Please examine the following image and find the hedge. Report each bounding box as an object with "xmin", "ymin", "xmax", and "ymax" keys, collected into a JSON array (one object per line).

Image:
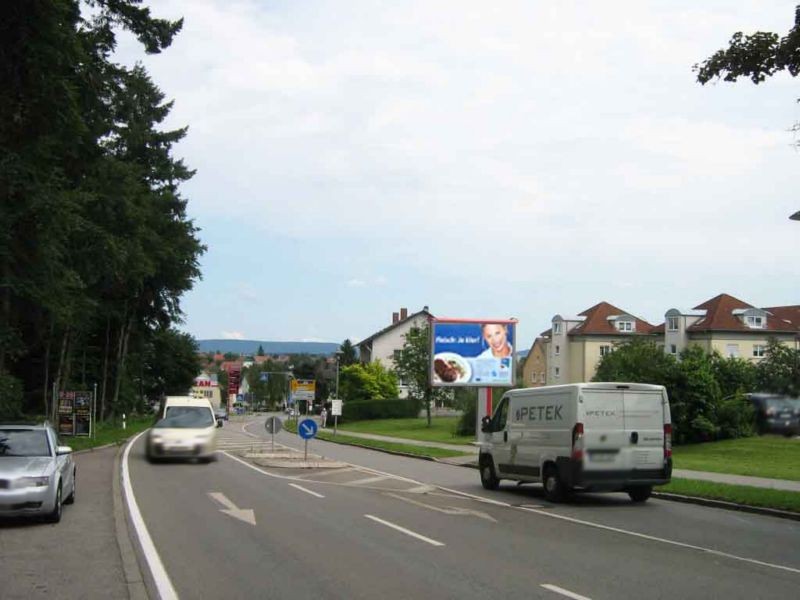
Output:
[{"xmin": 341, "ymin": 399, "xmax": 418, "ymax": 422}]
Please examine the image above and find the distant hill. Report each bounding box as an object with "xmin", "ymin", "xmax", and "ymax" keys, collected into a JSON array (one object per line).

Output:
[{"xmin": 197, "ymin": 339, "xmax": 339, "ymax": 356}]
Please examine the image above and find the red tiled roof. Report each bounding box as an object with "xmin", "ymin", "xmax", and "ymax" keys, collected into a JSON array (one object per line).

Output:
[
  {"xmin": 651, "ymin": 323, "xmax": 665, "ymax": 334},
  {"xmin": 569, "ymin": 301, "xmax": 656, "ymax": 336},
  {"xmin": 764, "ymin": 305, "xmax": 800, "ymax": 331},
  {"xmin": 688, "ymin": 294, "xmax": 797, "ymax": 333}
]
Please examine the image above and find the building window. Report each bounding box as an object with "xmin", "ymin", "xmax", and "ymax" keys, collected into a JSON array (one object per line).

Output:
[
  {"xmin": 617, "ymin": 321, "xmax": 633, "ymax": 332},
  {"xmin": 553, "ymin": 322, "xmax": 562, "ymax": 334},
  {"xmin": 530, "ymin": 371, "xmax": 536, "ymax": 383},
  {"xmin": 753, "ymin": 344, "xmax": 766, "ymax": 358},
  {"xmin": 599, "ymin": 345, "xmax": 611, "ymax": 357},
  {"xmin": 540, "ymin": 372, "xmax": 545, "ymax": 383},
  {"xmin": 555, "ymin": 345, "xmax": 560, "ymax": 355},
  {"xmin": 746, "ymin": 315, "xmax": 764, "ymax": 329},
  {"xmin": 669, "ymin": 344, "xmax": 677, "ymax": 355},
  {"xmin": 554, "ymin": 367, "xmax": 560, "ymax": 378},
  {"xmin": 726, "ymin": 344, "xmax": 740, "ymax": 358},
  {"xmin": 667, "ymin": 317, "xmax": 679, "ymax": 331}
]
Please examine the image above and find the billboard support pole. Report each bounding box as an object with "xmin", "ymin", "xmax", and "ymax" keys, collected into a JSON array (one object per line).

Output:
[{"xmin": 476, "ymin": 387, "xmax": 493, "ymax": 439}]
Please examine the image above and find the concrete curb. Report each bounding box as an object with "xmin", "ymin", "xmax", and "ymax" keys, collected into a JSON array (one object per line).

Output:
[
  {"xmin": 651, "ymin": 491, "xmax": 800, "ymax": 522},
  {"xmin": 312, "ymin": 434, "xmax": 800, "ymax": 522},
  {"xmin": 112, "ymin": 444, "xmax": 150, "ymax": 600}
]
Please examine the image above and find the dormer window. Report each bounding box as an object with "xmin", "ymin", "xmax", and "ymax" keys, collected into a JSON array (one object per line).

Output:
[
  {"xmin": 745, "ymin": 315, "xmax": 764, "ymax": 329},
  {"xmin": 553, "ymin": 322, "xmax": 562, "ymax": 334},
  {"xmin": 617, "ymin": 321, "xmax": 634, "ymax": 332},
  {"xmin": 667, "ymin": 317, "xmax": 679, "ymax": 331}
]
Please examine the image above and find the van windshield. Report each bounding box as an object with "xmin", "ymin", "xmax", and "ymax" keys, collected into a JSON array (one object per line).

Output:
[{"xmin": 157, "ymin": 406, "xmax": 214, "ymax": 428}]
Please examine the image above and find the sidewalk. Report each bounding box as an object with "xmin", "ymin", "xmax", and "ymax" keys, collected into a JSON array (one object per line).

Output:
[{"xmin": 329, "ymin": 429, "xmax": 800, "ymax": 491}]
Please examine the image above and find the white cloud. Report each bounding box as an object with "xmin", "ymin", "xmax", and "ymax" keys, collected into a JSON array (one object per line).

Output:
[
  {"xmin": 346, "ymin": 279, "xmax": 366, "ymax": 287},
  {"xmin": 221, "ymin": 331, "xmax": 245, "ymax": 340}
]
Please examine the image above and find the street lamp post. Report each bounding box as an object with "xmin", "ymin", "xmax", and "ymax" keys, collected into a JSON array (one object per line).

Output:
[{"xmin": 334, "ymin": 350, "xmax": 343, "ymax": 436}]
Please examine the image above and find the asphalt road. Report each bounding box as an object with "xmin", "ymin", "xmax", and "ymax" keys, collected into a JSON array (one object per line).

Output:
[{"xmin": 125, "ymin": 417, "xmax": 800, "ymax": 600}]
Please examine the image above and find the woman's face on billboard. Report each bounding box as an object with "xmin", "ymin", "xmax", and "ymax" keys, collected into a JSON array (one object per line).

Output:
[{"xmin": 483, "ymin": 324, "xmax": 509, "ymax": 355}]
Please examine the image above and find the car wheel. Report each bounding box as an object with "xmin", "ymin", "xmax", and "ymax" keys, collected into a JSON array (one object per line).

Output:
[
  {"xmin": 45, "ymin": 484, "xmax": 62, "ymax": 523},
  {"xmin": 628, "ymin": 485, "xmax": 653, "ymax": 503},
  {"xmin": 543, "ymin": 466, "xmax": 566, "ymax": 503},
  {"xmin": 65, "ymin": 470, "xmax": 76, "ymax": 505},
  {"xmin": 479, "ymin": 455, "xmax": 500, "ymax": 490}
]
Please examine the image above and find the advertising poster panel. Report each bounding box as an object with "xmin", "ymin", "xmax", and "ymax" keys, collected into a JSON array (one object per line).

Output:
[
  {"xmin": 430, "ymin": 319, "xmax": 517, "ymax": 387},
  {"xmin": 57, "ymin": 392, "xmax": 75, "ymax": 436},
  {"xmin": 291, "ymin": 379, "xmax": 316, "ymax": 402}
]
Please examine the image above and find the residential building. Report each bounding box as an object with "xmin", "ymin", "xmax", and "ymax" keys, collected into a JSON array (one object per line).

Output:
[
  {"xmin": 192, "ymin": 372, "xmax": 222, "ymax": 408},
  {"xmin": 545, "ymin": 302, "xmax": 658, "ymax": 385},
  {"xmin": 663, "ymin": 294, "xmax": 799, "ymax": 360},
  {"xmin": 521, "ymin": 336, "xmax": 548, "ymax": 388},
  {"xmin": 357, "ymin": 306, "xmax": 433, "ymax": 369}
]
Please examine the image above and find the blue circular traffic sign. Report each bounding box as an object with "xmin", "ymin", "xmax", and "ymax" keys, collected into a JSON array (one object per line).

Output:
[{"xmin": 298, "ymin": 418, "xmax": 318, "ymax": 440}]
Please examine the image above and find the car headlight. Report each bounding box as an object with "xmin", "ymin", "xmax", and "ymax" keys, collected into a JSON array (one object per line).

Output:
[
  {"xmin": 13, "ymin": 476, "xmax": 49, "ymax": 489},
  {"xmin": 150, "ymin": 434, "xmax": 163, "ymax": 443}
]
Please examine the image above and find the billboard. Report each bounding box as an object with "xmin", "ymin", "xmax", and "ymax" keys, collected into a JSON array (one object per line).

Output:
[
  {"xmin": 291, "ymin": 379, "xmax": 316, "ymax": 402},
  {"xmin": 430, "ymin": 319, "xmax": 517, "ymax": 387}
]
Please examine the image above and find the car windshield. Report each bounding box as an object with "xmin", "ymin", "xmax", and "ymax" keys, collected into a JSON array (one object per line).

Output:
[
  {"xmin": 156, "ymin": 407, "xmax": 214, "ymax": 428},
  {"xmin": 766, "ymin": 399, "xmax": 792, "ymax": 410},
  {"xmin": 0, "ymin": 429, "xmax": 51, "ymax": 457}
]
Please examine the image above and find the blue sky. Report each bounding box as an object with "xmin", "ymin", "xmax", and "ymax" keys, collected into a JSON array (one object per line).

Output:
[{"xmin": 117, "ymin": 1, "xmax": 800, "ymax": 350}]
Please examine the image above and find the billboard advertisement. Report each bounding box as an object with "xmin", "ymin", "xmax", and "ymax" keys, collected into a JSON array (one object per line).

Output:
[
  {"xmin": 430, "ymin": 319, "xmax": 517, "ymax": 387},
  {"xmin": 291, "ymin": 379, "xmax": 316, "ymax": 402}
]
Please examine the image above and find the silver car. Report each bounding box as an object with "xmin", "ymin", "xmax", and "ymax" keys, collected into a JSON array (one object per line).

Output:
[{"xmin": 0, "ymin": 423, "xmax": 76, "ymax": 523}]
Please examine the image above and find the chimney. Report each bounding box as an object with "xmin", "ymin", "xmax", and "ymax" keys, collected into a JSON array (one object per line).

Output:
[
  {"xmin": 400, "ymin": 307, "xmax": 408, "ymax": 320},
  {"xmin": 392, "ymin": 312, "xmax": 399, "ymax": 324}
]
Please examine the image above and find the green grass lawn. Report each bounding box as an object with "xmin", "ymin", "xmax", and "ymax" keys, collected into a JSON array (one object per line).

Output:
[
  {"xmin": 335, "ymin": 417, "xmax": 475, "ymax": 445},
  {"xmin": 659, "ymin": 478, "xmax": 800, "ymax": 513},
  {"xmin": 673, "ymin": 436, "xmax": 800, "ymax": 481},
  {"xmin": 60, "ymin": 415, "xmax": 153, "ymax": 452},
  {"xmin": 283, "ymin": 420, "xmax": 471, "ymax": 459}
]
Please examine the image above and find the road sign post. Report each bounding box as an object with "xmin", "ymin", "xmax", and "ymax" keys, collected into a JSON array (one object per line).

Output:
[
  {"xmin": 265, "ymin": 416, "xmax": 283, "ymax": 453},
  {"xmin": 298, "ymin": 418, "xmax": 318, "ymax": 461},
  {"xmin": 331, "ymin": 399, "xmax": 342, "ymax": 437}
]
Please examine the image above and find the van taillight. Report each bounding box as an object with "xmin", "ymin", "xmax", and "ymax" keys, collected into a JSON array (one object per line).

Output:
[
  {"xmin": 571, "ymin": 422, "xmax": 584, "ymax": 461},
  {"xmin": 664, "ymin": 423, "xmax": 672, "ymax": 459}
]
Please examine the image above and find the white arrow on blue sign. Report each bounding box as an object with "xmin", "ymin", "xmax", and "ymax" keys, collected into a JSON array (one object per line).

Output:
[{"xmin": 298, "ymin": 419, "xmax": 318, "ymax": 440}]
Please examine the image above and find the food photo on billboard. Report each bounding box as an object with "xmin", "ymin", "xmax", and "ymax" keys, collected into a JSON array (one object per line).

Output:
[{"xmin": 430, "ymin": 319, "xmax": 517, "ymax": 386}]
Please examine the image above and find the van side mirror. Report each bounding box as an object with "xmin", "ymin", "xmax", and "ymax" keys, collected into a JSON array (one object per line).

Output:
[{"xmin": 480, "ymin": 415, "xmax": 492, "ymax": 433}]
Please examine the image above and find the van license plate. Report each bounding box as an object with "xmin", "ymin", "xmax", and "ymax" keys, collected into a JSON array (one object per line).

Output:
[{"xmin": 590, "ymin": 453, "xmax": 615, "ymax": 463}]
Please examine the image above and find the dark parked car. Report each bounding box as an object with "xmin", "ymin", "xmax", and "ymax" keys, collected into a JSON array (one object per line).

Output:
[{"xmin": 746, "ymin": 393, "xmax": 800, "ymax": 436}]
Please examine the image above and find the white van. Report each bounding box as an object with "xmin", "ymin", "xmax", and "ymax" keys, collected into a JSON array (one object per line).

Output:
[
  {"xmin": 146, "ymin": 396, "xmax": 221, "ymax": 462},
  {"xmin": 479, "ymin": 383, "xmax": 672, "ymax": 502}
]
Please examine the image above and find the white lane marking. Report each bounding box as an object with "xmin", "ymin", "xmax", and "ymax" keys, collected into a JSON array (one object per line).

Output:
[
  {"xmin": 289, "ymin": 483, "xmax": 325, "ymax": 498},
  {"xmin": 347, "ymin": 475, "xmax": 389, "ymax": 486},
  {"xmin": 384, "ymin": 492, "xmax": 497, "ymax": 522},
  {"xmin": 235, "ymin": 428, "xmax": 800, "ymax": 576},
  {"xmin": 364, "ymin": 515, "xmax": 445, "ymax": 547},
  {"xmin": 207, "ymin": 492, "xmax": 256, "ymax": 525},
  {"xmin": 541, "ymin": 584, "xmax": 592, "ymax": 600},
  {"xmin": 122, "ymin": 431, "xmax": 179, "ymax": 600},
  {"xmin": 293, "ymin": 467, "xmax": 357, "ymax": 480}
]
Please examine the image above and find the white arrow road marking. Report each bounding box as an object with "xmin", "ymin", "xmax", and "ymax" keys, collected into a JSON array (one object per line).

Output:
[
  {"xmin": 365, "ymin": 515, "xmax": 445, "ymax": 547},
  {"xmin": 541, "ymin": 584, "xmax": 592, "ymax": 600},
  {"xmin": 208, "ymin": 492, "xmax": 256, "ymax": 526},
  {"xmin": 289, "ymin": 483, "xmax": 325, "ymax": 498}
]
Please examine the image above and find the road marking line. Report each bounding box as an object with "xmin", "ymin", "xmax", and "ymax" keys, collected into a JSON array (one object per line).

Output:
[
  {"xmin": 207, "ymin": 492, "xmax": 257, "ymax": 525},
  {"xmin": 289, "ymin": 483, "xmax": 325, "ymax": 498},
  {"xmin": 364, "ymin": 515, "xmax": 445, "ymax": 547},
  {"xmin": 541, "ymin": 584, "xmax": 592, "ymax": 600},
  {"xmin": 347, "ymin": 475, "xmax": 390, "ymax": 486},
  {"xmin": 384, "ymin": 492, "xmax": 497, "ymax": 522},
  {"xmin": 234, "ymin": 428, "xmax": 800, "ymax": 576},
  {"xmin": 122, "ymin": 431, "xmax": 179, "ymax": 600},
  {"xmin": 293, "ymin": 467, "xmax": 357, "ymax": 480}
]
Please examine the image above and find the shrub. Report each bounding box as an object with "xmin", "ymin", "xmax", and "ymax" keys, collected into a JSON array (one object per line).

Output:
[
  {"xmin": 341, "ymin": 399, "xmax": 418, "ymax": 422},
  {"xmin": 0, "ymin": 371, "xmax": 23, "ymax": 420}
]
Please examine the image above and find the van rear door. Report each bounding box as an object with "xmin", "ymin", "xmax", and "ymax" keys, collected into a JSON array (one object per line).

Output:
[
  {"xmin": 621, "ymin": 389, "xmax": 665, "ymax": 470},
  {"xmin": 580, "ymin": 389, "xmax": 627, "ymax": 471}
]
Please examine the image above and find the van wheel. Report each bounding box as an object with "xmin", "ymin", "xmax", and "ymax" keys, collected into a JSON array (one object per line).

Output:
[
  {"xmin": 543, "ymin": 466, "xmax": 566, "ymax": 503},
  {"xmin": 628, "ymin": 486, "xmax": 652, "ymax": 503},
  {"xmin": 479, "ymin": 456, "xmax": 500, "ymax": 490}
]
